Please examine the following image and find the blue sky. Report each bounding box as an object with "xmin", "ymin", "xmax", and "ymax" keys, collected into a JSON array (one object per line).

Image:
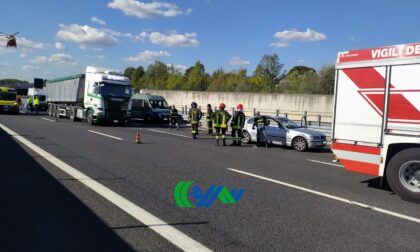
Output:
[{"xmin": 1, "ymin": 0, "xmax": 420, "ymax": 82}]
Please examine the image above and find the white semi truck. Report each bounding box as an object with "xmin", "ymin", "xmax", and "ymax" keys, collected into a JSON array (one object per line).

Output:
[
  {"xmin": 46, "ymin": 66, "xmax": 132, "ymax": 125},
  {"xmin": 332, "ymin": 42, "xmax": 420, "ymax": 202}
]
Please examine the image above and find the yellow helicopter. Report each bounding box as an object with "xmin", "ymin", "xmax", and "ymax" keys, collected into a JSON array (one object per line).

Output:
[{"xmin": 0, "ymin": 32, "xmax": 19, "ymax": 48}]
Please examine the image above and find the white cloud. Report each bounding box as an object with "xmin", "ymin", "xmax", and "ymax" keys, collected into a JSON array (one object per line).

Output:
[
  {"xmin": 91, "ymin": 16, "xmax": 107, "ymax": 25},
  {"xmin": 108, "ymin": 0, "xmax": 186, "ymax": 18},
  {"xmin": 85, "ymin": 54, "xmax": 106, "ymax": 59},
  {"xmin": 274, "ymin": 28, "xmax": 327, "ymax": 41},
  {"xmin": 124, "ymin": 50, "xmax": 171, "ymax": 63},
  {"xmin": 57, "ymin": 23, "xmax": 119, "ymax": 46},
  {"xmin": 185, "ymin": 8, "xmax": 193, "ymax": 15},
  {"xmin": 31, "ymin": 56, "xmax": 48, "ymax": 64},
  {"xmin": 56, "ymin": 23, "xmax": 139, "ymax": 47},
  {"xmin": 167, "ymin": 63, "xmax": 188, "ymax": 72},
  {"xmin": 230, "ymin": 56, "xmax": 250, "ymax": 66},
  {"xmin": 22, "ymin": 65, "xmax": 39, "ymax": 70},
  {"xmin": 49, "ymin": 53, "xmax": 77, "ymax": 65},
  {"xmin": 140, "ymin": 31, "xmax": 199, "ymax": 47},
  {"xmin": 19, "ymin": 53, "xmax": 28, "ymax": 58},
  {"xmin": 270, "ymin": 42, "xmax": 290, "ymax": 48},
  {"xmin": 55, "ymin": 42, "xmax": 66, "ymax": 50},
  {"xmin": 296, "ymin": 59, "xmax": 305, "ymax": 63},
  {"xmin": 79, "ymin": 45, "xmax": 103, "ymax": 51},
  {"xmin": 31, "ymin": 54, "xmax": 77, "ymax": 65},
  {"xmin": 271, "ymin": 28, "xmax": 326, "ymax": 47}
]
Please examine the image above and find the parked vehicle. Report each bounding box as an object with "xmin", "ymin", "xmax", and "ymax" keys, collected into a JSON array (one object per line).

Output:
[
  {"xmin": 130, "ymin": 93, "xmax": 171, "ymax": 122},
  {"xmin": 242, "ymin": 116, "xmax": 327, "ymax": 151},
  {"xmin": 46, "ymin": 66, "xmax": 132, "ymax": 125},
  {"xmin": 27, "ymin": 87, "xmax": 48, "ymax": 111},
  {"xmin": 0, "ymin": 87, "xmax": 19, "ymax": 114},
  {"xmin": 332, "ymin": 42, "xmax": 420, "ymax": 202}
]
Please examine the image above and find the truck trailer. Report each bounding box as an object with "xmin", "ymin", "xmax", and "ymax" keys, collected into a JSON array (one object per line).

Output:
[
  {"xmin": 46, "ymin": 66, "xmax": 132, "ymax": 125},
  {"xmin": 332, "ymin": 42, "xmax": 420, "ymax": 202}
]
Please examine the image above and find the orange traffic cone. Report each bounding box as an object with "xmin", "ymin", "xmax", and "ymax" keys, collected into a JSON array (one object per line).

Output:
[{"xmin": 136, "ymin": 130, "xmax": 141, "ymax": 144}]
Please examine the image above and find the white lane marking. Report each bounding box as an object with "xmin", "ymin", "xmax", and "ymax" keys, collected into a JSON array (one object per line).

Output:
[
  {"xmin": 41, "ymin": 117, "xmax": 56, "ymax": 123},
  {"xmin": 0, "ymin": 123, "xmax": 211, "ymax": 252},
  {"xmin": 307, "ymin": 159, "xmax": 344, "ymax": 167},
  {"xmin": 88, "ymin": 130, "xmax": 124, "ymax": 141},
  {"xmin": 227, "ymin": 167, "xmax": 420, "ymax": 225},
  {"xmin": 148, "ymin": 129, "xmax": 192, "ymax": 139}
]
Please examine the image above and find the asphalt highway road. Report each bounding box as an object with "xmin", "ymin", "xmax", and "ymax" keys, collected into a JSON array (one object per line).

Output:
[{"xmin": 1, "ymin": 113, "xmax": 419, "ymax": 251}]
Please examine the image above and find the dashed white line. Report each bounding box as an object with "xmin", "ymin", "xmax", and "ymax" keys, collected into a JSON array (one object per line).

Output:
[
  {"xmin": 0, "ymin": 123, "xmax": 212, "ymax": 252},
  {"xmin": 307, "ymin": 159, "xmax": 343, "ymax": 167},
  {"xmin": 88, "ymin": 130, "xmax": 124, "ymax": 141},
  {"xmin": 227, "ymin": 167, "xmax": 420, "ymax": 225},
  {"xmin": 148, "ymin": 129, "xmax": 192, "ymax": 139},
  {"xmin": 41, "ymin": 117, "xmax": 56, "ymax": 123}
]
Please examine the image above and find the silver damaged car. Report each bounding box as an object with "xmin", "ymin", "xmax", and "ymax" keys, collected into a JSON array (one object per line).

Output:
[{"xmin": 242, "ymin": 116, "xmax": 327, "ymax": 151}]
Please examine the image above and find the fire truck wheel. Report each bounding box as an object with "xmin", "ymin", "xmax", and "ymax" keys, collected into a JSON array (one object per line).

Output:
[{"xmin": 386, "ymin": 148, "xmax": 420, "ymax": 203}]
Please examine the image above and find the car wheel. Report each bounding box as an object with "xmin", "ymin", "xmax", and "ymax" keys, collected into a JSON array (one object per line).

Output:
[
  {"xmin": 87, "ymin": 110, "xmax": 94, "ymax": 125},
  {"xmin": 292, "ymin": 136, "xmax": 308, "ymax": 152},
  {"xmin": 242, "ymin": 131, "xmax": 251, "ymax": 144},
  {"xmin": 386, "ymin": 148, "xmax": 420, "ymax": 203}
]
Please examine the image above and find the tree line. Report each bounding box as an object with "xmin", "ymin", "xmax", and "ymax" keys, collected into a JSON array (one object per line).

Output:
[{"xmin": 124, "ymin": 54, "xmax": 335, "ymax": 95}]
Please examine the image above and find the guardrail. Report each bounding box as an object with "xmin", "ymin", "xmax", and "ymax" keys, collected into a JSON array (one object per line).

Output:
[{"xmin": 178, "ymin": 108, "xmax": 332, "ymax": 139}]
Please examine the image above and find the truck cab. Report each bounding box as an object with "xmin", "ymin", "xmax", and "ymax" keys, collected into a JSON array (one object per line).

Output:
[
  {"xmin": 84, "ymin": 66, "xmax": 132, "ymax": 125},
  {"xmin": 131, "ymin": 93, "xmax": 171, "ymax": 122},
  {"xmin": 0, "ymin": 87, "xmax": 19, "ymax": 113},
  {"xmin": 27, "ymin": 88, "xmax": 48, "ymax": 111}
]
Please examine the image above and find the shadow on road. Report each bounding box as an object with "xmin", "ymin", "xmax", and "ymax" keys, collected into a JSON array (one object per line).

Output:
[
  {"xmin": 0, "ymin": 129, "xmax": 134, "ymax": 252},
  {"xmin": 360, "ymin": 177, "xmax": 393, "ymax": 193}
]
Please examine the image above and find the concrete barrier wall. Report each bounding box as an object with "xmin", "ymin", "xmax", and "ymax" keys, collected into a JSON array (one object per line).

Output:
[{"xmin": 146, "ymin": 90, "xmax": 334, "ymax": 122}]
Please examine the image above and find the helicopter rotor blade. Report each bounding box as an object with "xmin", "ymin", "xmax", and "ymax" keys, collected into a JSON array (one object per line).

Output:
[{"xmin": 12, "ymin": 32, "xmax": 20, "ymax": 36}]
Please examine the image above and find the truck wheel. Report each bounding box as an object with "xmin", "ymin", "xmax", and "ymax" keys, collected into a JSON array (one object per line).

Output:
[
  {"xmin": 242, "ymin": 131, "xmax": 251, "ymax": 144},
  {"xmin": 87, "ymin": 110, "xmax": 94, "ymax": 125},
  {"xmin": 386, "ymin": 148, "xmax": 420, "ymax": 203},
  {"xmin": 52, "ymin": 105, "xmax": 57, "ymax": 118},
  {"xmin": 292, "ymin": 136, "xmax": 308, "ymax": 152},
  {"xmin": 48, "ymin": 105, "xmax": 53, "ymax": 117},
  {"xmin": 70, "ymin": 107, "xmax": 77, "ymax": 122}
]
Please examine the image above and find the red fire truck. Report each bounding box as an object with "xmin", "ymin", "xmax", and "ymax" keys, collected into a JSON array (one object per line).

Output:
[{"xmin": 332, "ymin": 42, "xmax": 420, "ymax": 202}]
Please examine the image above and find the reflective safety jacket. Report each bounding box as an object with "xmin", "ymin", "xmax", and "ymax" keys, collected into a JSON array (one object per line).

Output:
[
  {"xmin": 206, "ymin": 108, "xmax": 213, "ymax": 121},
  {"xmin": 253, "ymin": 116, "xmax": 268, "ymax": 127},
  {"xmin": 213, "ymin": 110, "xmax": 231, "ymax": 129},
  {"xmin": 231, "ymin": 111, "xmax": 246, "ymax": 130},
  {"xmin": 171, "ymin": 108, "xmax": 179, "ymax": 118},
  {"xmin": 188, "ymin": 108, "xmax": 202, "ymax": 124},
  {"xmin": 34, "ymin": 97, "xmax": 40, "ymax": 106},
  {"xmin": 27, "ymin": 96, "xmax": 33, "ymax": 104}
]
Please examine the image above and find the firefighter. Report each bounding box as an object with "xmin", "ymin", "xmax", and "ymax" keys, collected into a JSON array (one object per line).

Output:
[
  {"xmin": 169, "ymin": 105, "xmax": 179, "ymax": 130},
  {"xmin": 27, "ymin": 96, "xmax": 33, "ymax": 112},
  {"xmin": 33, "ymin": 96, "xmax": 40, "ymax": 113},
  {"xmin": 213, "ymin": 103, "xmax": 231, "ymax": 146},
  {"xmin": 188, "ymin": 102, "xmax": 202, "ymax": 139},
  {"xmin": 230, "ymin": 104, "xmax": 246, "ymax": 146},
  {"xmin": 252, "ymin": 111, "xmax": 268, "ymax": 147},
  {"xmin": 206, "ymin": 104, "xmax": 214, "ymax": 134}
]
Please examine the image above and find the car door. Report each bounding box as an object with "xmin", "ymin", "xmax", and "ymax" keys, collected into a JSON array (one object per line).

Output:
[{"xmin": 265, "ymin": 118, "xmax": 287, "ymax": 145}]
